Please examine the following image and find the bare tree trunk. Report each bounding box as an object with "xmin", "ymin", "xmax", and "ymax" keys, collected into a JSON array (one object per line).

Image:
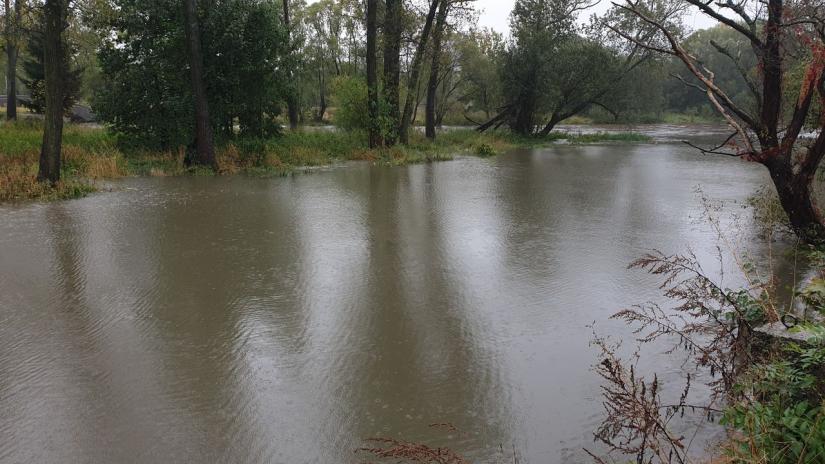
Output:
[
  {"xmin": 316, "ymin": 67, "xmax": 327, "ymax": 122},
  {"xmin": 411, "ymin": 78, "xmax": 423, "ymax": 127},
  {"xmin": 399, "ymin": 0, "xmax": 438, "ymax": 144},
  {"xmin": 183, "ymin": 0, "xmax": 217, "ymax": 170},
  {"xmin": 425, "ymin": 0, "xmax": 448, "ymax": 140},
  {"xmin": 282, "ymin": 0, "xmax": 300, "ymax": 130},
  {"xmin": 476, "ymin": 107, "xmax": 511, "ymax": 133},
  {"xmin": 37, "ymin": 0, "xmax": 67, "ymax": 184},
  {"xmin": 4, "ymin": 0, "xmax": 21, "ymax": 120},
  {"xmin": 382, "ymin": 0, "xmax": 402, "ymax": 146},
  {"xmin": 366, "ymin": 0, "xmax": 382, "ymax": 148}
]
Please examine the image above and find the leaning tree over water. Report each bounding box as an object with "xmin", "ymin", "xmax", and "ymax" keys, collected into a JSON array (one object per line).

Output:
[{"xmin": 609, "ymin": 0, "xmax": 825, "ymax": 243}]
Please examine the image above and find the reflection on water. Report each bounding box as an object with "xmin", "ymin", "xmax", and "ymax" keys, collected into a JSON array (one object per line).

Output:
[{"xmin": 0, "ymin": 135, "xmax": 782, "ymax": 463}]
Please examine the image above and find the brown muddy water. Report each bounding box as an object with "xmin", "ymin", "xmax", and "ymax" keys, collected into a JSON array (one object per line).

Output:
[{"xmin": 0, "ymin": 130, "xmax": 790, "ymax": 463}]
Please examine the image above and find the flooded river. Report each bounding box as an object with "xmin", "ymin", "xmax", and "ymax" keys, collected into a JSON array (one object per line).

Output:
[{"xmin": 0, "ymin": 128, "xmax": 783, "ymax": 462}]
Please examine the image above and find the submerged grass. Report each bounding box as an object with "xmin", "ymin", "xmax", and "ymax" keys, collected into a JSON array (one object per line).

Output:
[
  {"xmin": 564, "ymin": 131, "xmax": 652, "ymax": 143},
  {"xmin": 1, "ymin": 120, "xmax": 653, "ymax": 202}
]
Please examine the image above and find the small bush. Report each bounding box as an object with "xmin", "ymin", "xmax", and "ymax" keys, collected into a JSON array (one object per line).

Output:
[
  {"xmin": 332, "ymin": 76, "xmax": 369, "ymax": 131},
  {"xmin": 474, "ymin": 143, "xmax": 496, "ymax": 157}
]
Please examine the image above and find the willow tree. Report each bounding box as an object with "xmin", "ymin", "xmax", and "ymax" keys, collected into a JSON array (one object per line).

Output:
[
  {"xmin": 478, "ymin": 0, "xmax": 620, "ymax": 135},
  {"xmin": 610, "ymin": 0, "xmax": 825, "ymax": 243}
]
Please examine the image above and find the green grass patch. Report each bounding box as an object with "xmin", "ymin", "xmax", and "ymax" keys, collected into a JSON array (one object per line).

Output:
[{"xmin": 563, "ymin": 131, "xmax": 653, "ymax": 143}]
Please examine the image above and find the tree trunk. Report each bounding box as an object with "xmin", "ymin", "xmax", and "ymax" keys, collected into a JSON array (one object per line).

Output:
[
  {"xmin": 5, "ymin": 38, "xmax": 18, "ymax": 121},
  {"xmin": 425, "ymin": 0, "xmax": 448, "ymax": 140},
  {"xmin": 366, "ymin": 0, "xmax": 382, "ymax": 148},
  {"xmin": 316, "ymin": 68, "xmax": 326, "ymax": 122},
  {"xmin": 37, "ymin": 0, "xmax": 66, "ymax": 184},
  {"xmin": 540, "ymin": 110, "xmax": 567, "ymax": 136},
  {"xmin": 382, "ymin": 0, "xmax": 402, "ymax": 146},
  {"xmin": 282, "ymin": 0, "xmax": 300, "ymax": 130},
  {"xmin": 183, "ymin": 0, "xmax": 217, "ymax": 170},
  {"xmin": 476, "ymin": 107, "xmax": 511, "ymax": 133},
  {"xmin": 411, "ymin": 78, "xmax": 423, "ymax": 127},
  {"xmin": 4, "ymin": 0, "xmax": 20, "ymax": 120},
  {"xmin": 399, "ymin": 0, "xmax": 439, "ymax": 144},
  {"xmin": 767, "ymin": 161, "xmax": 825, "ymax": 243}
]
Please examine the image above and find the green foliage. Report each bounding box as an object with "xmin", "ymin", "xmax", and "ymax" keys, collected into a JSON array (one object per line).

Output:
[
  {"xmin": 20, "ymin": 9, "xmax": 83, "ymax": 115},
  {"xmin": 564, "ymin": 132, "xmax": 652, "ymax": 144},
  {"xmin": 801, "ymin": 279, "xmax": 825, "ymax": 316},
  {"xmin": 331, "ymin": 76, "xmax": 369, "ymax": 131},
  {"xmin": 474, "ymin": 143, "xmax": 496, "ymax": 157},
  {"xmin": 722, "ymin": 318, "xmax": 825, "ymax": 463},
  {"xmin": 94, "ymin": 0, "xmax": 290, "ymax": 149},
  {"xmin": 454, "ymin": 29, "xmax": 505, "ymax": 118},
  {"xmin": 500, "ymin": 1, "xmax": 628, "ymax": 133},
  {"xmin": 724, "ymin": 401, "xmax": 825, "ymax": 464},
  {"xmin": 663, "ymin": 25, "xmax": 758, "ymax": 116}
]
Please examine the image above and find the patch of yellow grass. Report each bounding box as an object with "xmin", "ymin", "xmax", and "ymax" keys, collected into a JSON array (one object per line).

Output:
[
  {"xmin": 287, "ymin": 146, "xmax": 328, "ymax": 166},
  {"xmin": 217, "ymin": 144, "xmax": 243, "ymax": 174},
  {"xmin": 85, "ymin": 154, "xmax": 125, "ymax": 179},
  {"xmin": 263, "ymin": 151, "xmax": 284, "ymax": 169},
  {"xmin": 0, "ymin": 163, "xmax": 95, "ymax": 202}
]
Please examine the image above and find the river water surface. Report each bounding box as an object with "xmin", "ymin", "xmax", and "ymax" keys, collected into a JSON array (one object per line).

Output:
[{"xmin": 0, "ymin": 128, "xmax": 785, "ymax": 462}]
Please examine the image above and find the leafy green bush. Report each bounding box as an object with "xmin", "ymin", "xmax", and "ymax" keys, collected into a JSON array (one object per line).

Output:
[
  {"xmin": 331, "ymin": 76, "xmax": 369, "ymax": 131},
  {"xmin": 474, "ymin": 143, "xmax": 496, "ymax": 157}
]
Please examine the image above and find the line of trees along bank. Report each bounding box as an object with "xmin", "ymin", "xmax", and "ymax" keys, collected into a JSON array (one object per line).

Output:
[{"xmin": 4, "ymin": 0, "xmax": 825, "ymax": 246}]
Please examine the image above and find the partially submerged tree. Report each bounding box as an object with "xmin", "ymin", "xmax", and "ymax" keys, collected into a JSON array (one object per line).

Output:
[
  {"xmin": 425, "ymin": 0, "xmax": 449, "ymax": 139},
  {"xmin": 609, "ymin": 0, "xmax": 825, "ymax": 243},
  {"xmin": 3, "ymin": 0, "xmax": 23, "ymax": 120},
  {"xmin": 423, "ymin": 0, "xmax": 476, "ymax": 140},
  {"xmin": 183, "ymin": 0, "xmax": 216, "ymax": 169},
  {"xmin": 37, "ymin": 0, "xmax": 68, "ymax": 184},
  {"xmin": 398, "ymin": 0, "xmax": 439, "ymax": 144},
  {"xmin": 383, "ymin": 0, "xmax": 402, "ymax": 146},
  {"xmin": 365, "ymin": 0, "xmax": 381, "ymax": 148}
]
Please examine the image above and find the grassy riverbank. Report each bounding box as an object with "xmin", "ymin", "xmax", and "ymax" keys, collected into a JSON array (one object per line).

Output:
[{"xmin": 0, "ymin": 119, "xmax": 652, "ymax": 202}]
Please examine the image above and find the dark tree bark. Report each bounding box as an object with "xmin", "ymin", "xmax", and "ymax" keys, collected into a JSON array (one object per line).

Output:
[
  {"xmin": 425, "ymin": 0, "xmax": 448, "ymax": 140},
  {"xmin": 4, "ymin": 0, "xmax": 21, "ymax": 120},
  {"xmin": 282, "ymin": 0, "xmax": 300, "ymax": 130},
  {"xmin": 37, "ymin": 0, "xmax": 67, "ymax": 184},
  {"xmin": 316, "ymin": 67, "xmax": 326, "ymax": 122},
  {"xmin": 476, "ymin": 107, "xmax": 512, "ymax": 133},
  {"xmin": 183, "ymin": 0, "xmax": 217, "ymax": 170},
  {"xmin": 366, "ymin": 0, "xmax": 382, "ymax": 148},
  {"xmin": 382, "ymin": 0, "xmax": 402, "ymax": 146},
  {"xmin": 398, "ymin": 0, "xmax": 439, "ymax": 144}
]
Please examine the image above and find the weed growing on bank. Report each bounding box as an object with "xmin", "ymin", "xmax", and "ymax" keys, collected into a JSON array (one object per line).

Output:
[{"xmin": 589, "ymin": 194, "xmax": 825, "ymax": 464}]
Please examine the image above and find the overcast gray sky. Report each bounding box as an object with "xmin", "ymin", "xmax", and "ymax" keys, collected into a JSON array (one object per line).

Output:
[
  {"xmin": 304, "ymin": 0, "xmax": 719, "ymax": 35},
  {"xmin": 476, "ymin": 0, "xmax": 717, "ymax": 35}
]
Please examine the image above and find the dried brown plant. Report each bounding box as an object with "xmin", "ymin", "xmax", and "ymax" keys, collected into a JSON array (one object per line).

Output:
[{"xmin": 356, "ymin": 437, "xmax": 469, "ymax": 464}]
